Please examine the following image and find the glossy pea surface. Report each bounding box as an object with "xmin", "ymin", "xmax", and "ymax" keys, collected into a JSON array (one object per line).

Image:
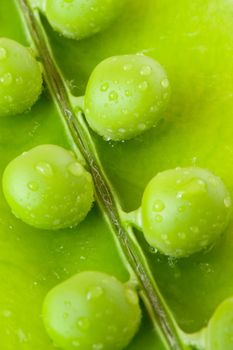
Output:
[
  {"xmin": 84, "ymin": 54, "xmax": 170, "ymax": 141},
  {"xmin": 0, "ymin": 38, "xmax": 42, "ymax": 117},
  {"xmin": 141, "ymin": 167, "xmax": 232, "ymax": 258},
  {"xmin": 2, "ymin": 144, "xmax": 94, "ymax": 230},
  {"xmin": 42, "ymin": 271, "xmax": 141, "ymax": 350},
  {"xmin": 45, "ymin": 0, "xmax": 125, "ymax": 41},
  {"xmin": 207, "ymin": 297, "xmax": 233, "ymax": 350}
]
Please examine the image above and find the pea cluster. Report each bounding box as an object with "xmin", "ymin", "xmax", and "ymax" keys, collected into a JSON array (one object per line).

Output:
[{"xmin": 1, "ymin": 1, "xmax": 233, "ymax": 350}]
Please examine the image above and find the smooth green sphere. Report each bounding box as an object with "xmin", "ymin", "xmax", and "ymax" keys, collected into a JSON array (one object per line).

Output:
[
  {"xmin": 84, "ymin": 54, "xmax": 170, "ymax": 141},
  {"xmin": 0, "ymin": 38, "xmax": 42, "ymax": 117},
  {"xmin": 2, "ymin": 145, "xmax": 94, "ymax": 230},
  {"xmin": 207, "ymin": 297, "xmax": 233, "ymax": 350},
  {"xmin": 42, "ymin": 271, "xmax": 141, "ymax": 350},
  {"xmin": 45, "ymin": 0, "xmax": 125, "ymax": 40},
  {"xmin": 141, "ymin": 167, "xmax": 232, "ymax": 258}
]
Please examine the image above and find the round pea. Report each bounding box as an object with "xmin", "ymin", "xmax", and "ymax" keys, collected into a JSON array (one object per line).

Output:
[
  {"xmin": 0, "ymin": 38, "xmax": 42, "ymax": 117},
  {"xmin": 84, "ymin": 54, "xmax": 170, "ymax": 141},
  {"xmin": 207, "ymin": 297, "xmax": 233, "ymax": 350},
  {"xmin": 141, "ymin": 167, "xmax": 232, "ymax": 258},
  {"xmin": 2, "ymin": 145, "xmax": 94, "ymax": 230},
  {"xmin": 45, "ymin": 0, "xmax": 125, "ymax": 40},
  {"xmin": 42, "ymin": 271, "xmax": 141, "ymax": 350}
]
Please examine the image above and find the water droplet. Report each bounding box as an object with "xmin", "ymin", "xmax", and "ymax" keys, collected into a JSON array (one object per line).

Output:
[
  {"xmin": 138, "ymin": 81, "xmax": 148, "ymax": 91},
  {"xmin": 125, "ymin": 288, "xmax": 138, "ymax": 305},
  {"xmin": 16, "ymin": 76, "xmax": 23, "ymax": 85},
  {"xmin": 190, "ymin": 226, "xmax": 200, "ymax": 233},
  {"xmin": 35, "ymin": 162, "xmax": 53, "ymax": 177},
  {"xmin": 109, "ymin": 91, "xmax": 118, "ymax": 101},
  {"xmin": 123, "ymin": 63, "xmax": 132, "ymax": 71},
  {"xmin": 125, "ymin": 90, "xmax": 132, "ymax": 97},
  {"xmin": 0, "ymin": 47, "xmax": 7, "ymax": 60},
  {"xmin": 3, "ymin": 310, "xmax": 12, "ymax": 318},
  {"xmin": 178, "ymin": 232, "xmax": 186, "ymax": 239},
  {"xmin": 224, "ymin": 196, "xmax": 232, "ymax": 208},
  {"xmin": 92, "ymin": 344, "xmax": 103, "ymax": 350},
  {"xmin": 87, "ymin": 286, "xmax": 103, "ymax": 301},
  {"xmin": 176, "ymin": 191, "xmax": 184, "ymax": 199},
  {"xmin": 72, "ymin": 340, "xmax": 80, "ymax": 348},
  {"xmin": 178, "ymin": 205, "xmax": 186, "ymax": 212},
  {"xmin": 63, "ymin": 312, "xmax": 69, "ymax": 319},
  {"xmin": 153, "ymin": 199, "xmax": 165, "ymax": 212},
  {"xmin": 122, "ymin": 108, "xmax": 128, "ymax": 115},
  {"xmin": 161, "ymin": 78, "xmax": 169, "ymax": 88},
  {"xmin": 17, "ymin": 329, "xmax": 28, "ymax": 343},
  {"xmin": 138, "ymin": 123, "xmax": 146, "ymax": 130},
  {"xmin": 53, "ymin": 219, "xmax": 61, "ymax": 226},
  {"xmin": 4, "ymin": 95, "xmax": 13, "ymax": 103},
  {"xmin": 0, "ymin": 72, "xmax": 13, "ymax": 86},
  {"xmin": 140, "ymin": 65, "xmax": 152, "ymax": 76},
  {"xmin": 155, "ymin": 214, "xmax": 163, "ymax": 223},
  {"xmin": 77, "ymin": 317, "xmax": 90, "ymax": 331},
  {"xmin": 68, "ymin": 162, "xmax": 84, "ymax": 177},
  {"xmin": 100, "ymin": 83, "xmax": 109, "ymax": 92},
  {"xmin": 150, "ymin": 105, "xmax": 158, "ymax": 113},
  {"xmin": 27, "ymin": 182, "xmax": 38, "ymax": 191}
]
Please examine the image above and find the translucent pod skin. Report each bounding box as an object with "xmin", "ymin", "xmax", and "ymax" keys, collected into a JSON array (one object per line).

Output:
[
  {"xmin": 45, "ymin": 0, "xmax": 125, "ymax": 40},
  {"xmin": 2, "ymin": 145, "xmax": 94, "ymax": 230},
  {"xmin": 141, "ymin": 167, "xmax": 232, "ymax": 258},
  {"xmin": 0, "ymin": 38, "xmax": 42, "ymax": 117},
  {"xmin": 42, "ymin": 271, "xmax": 141, "ymax": 350},
  {"xmin": 207, "ymin": 297, "xmax": 233, "ymax": 350},
  {"xmin": 84, "ymin": 54, "xmax": 170, "ymax": 141}
]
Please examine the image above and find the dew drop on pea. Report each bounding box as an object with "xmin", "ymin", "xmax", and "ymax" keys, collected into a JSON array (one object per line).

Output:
[
  {"xmin": 224, "ymin": 196, "xmax": 232, "ymax": 208},
  {"xmin": 123, "ymin": 63, "xmax": 133, "ymax": 71},
  {"xmin": 161, "ymin": 78, "xmax": 170, "ymax": 88},
  {"xmin": 27, "ymin": 182, "xmax": 38, "ymax": 192},
  {"xmin": 109, "ymin": 91, "xmax": 118, "ymax": 101},
  {"xmin": 87, "ymin": 286, "xmax": 103, "ymax": 301},
  {"xmin": 35, "ymin": 162, "xmax": 53, "ymax": 177},
  {"xmin": 138, "ymin": 81, "xmax": 148, "ymax": 91},
  {"xmin": 140, "ymin": 65, "xmax": 152, "ymax": 76},
  {"xmin": 100, "ymin": 83, "xmax": 109, "ymax": 92},
  {"xmin": 0, "ymin": 72, "xmax": 13, "ymax": 86},
  {"xmin": 68, "ymin": 162, "xmax": 84, "ymax": 177},
  {"xmin": 0, "ymin": 47, "xmax": 7, "ymax": 60},
  {"xmin": 77, "ymin": 317, "xmax": 90, "ymax": 331},
  {"xmin": 153, "ymin": 199, "xmax": 165, "ymax": 212}
]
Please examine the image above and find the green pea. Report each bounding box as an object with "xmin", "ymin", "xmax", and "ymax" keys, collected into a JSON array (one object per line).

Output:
[
  {"xmin": 207, "ymin": 297, "xmax": 233, "ymax": 350},
  {"xmin": 45, "ymin": 0, "xmax": 125, "ymax": 41},
  {"xmin": 2, "ymin": 145, "xmax": 94, "ymax": 230},
  {"xmin": 42, "ymin": 271, "xmax": 141, "ymax": 350},
  {"xmin": 0, "ymin": 38, "xmax": 42, "ymax": 117},
  {"xmin": 84, "ymin": 54, "xmax": 170, "ymax": 141},
  {"xmin": 141, "ymin": 167, "xmax": 232, "ymax": 258}
]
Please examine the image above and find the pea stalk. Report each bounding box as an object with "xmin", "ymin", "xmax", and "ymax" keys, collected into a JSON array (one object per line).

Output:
[{"xmin": 16, "ymin": 0, "xmax": 191, "ymax": 349}]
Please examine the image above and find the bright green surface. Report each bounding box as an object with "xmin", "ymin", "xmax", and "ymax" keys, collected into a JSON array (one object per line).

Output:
[
  {"xmin": 3, "ymin": 145, "xmax": 94, "ymax": 230},
  {"xmin": 46, "ymin": 0, "xmax": 233, "ymax": 334},
  {"xmin": 1, "ymin": 0, "xmax": 233, "ymax": 349},
  {"xmin": 43, "ymin": 271, "xmax": 141, "ymax": 350},
  {"xmin": 84, "ymin": 54, "xmax": 170, "ymax": 141},
  {"xmin": 0, "ymin": 1, "xmax": 163, "ymax": 349},
  {"xmin": 0, "ymin": 37, "xmax": 42, "ymax": 117},
  {"xmin": 141, "ymin": 167, "xmax": 232, "ymax": 258}
]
